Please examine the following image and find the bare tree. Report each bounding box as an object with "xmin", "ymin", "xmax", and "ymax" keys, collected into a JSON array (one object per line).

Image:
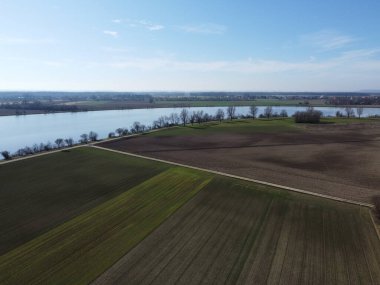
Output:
[
  {"xmin": 55, "ymin": 138, "xmax": 65, "ymax": 148},
  {"xmin": 24, "ymin": 146, "xmax": 33, "ymax": 155},
  {"xmin": 140, "ymin": 124, "xmax": 147, "ymax": 132},
  {"xmin": 80, "ymin": 134, "xmax": 89, "ymax": 144},
  {"xmin": 180, "ymin": 109, "xmax": 189, "ymax": 126},
  {"xmin": 203, "ymin": 112, "xmax": 211, "ymax": 122},
  {"xmin": 32, "ymin": 144, "xmax": 40, "ymax": 153},
  {"xmin": 263, "ymin": 106, "xmax": 273, "ymax": 119},
  {"xmin": 65, "ymin": 138, "xmax": 74, "ymax": 147},
  {"xmin": 226, "ymin": 106, "xmax": 236, "ymax": 120},
  {"xmin": 344, "ymin": 106, "xmax": 355, "ymax": 118},
  {"xmin": 115, "ymin": 128, "xmax": 124, "ymax": 136},
  {"xmin": 158, "ymin": 116, "xmax": 168, "ymax": 127},
  {"xmin": 44, "ymin": 142, "xmax": 53, "ymax": 150},
  {"xmin": 249, "ymin": 105, "xmax": 258, "ymax": 119},
  {"xmin": 169, "ymin": 113, "xmax": 180, "ymax": 125},
  {"xmin": 280, "ymin": 109, "xmax": 288, "ymax": 117},
  {"xmin": 15, "ymin": 148, "xmax": 26, "ymax": 157},
  {"xmin": 190, "ymin": 112, "xmax": 196, "ymax": 125},
  {"xmin": 195, "ymin": 110, "xmax": 204, "ymax": 124},
  {"xmin": 39, "ymin": 143, "xmax": 45, "ymax": 152},
  {"xmin": 356, "ymin": 107, "xmax": 364, "ymax": 119},
  {"xmin": 1, "ymin": 150, "xmax": 11, "ymax": 160},
  {"xmin": 89, "ymin": 131, "xmax": 98, "ymax": 141},
  {"xmin": 132, "ymin": 121, "xmax": 142, "ymax": 133},
  {"xmin": 215, "ymin": 108, "xmax": 225, "ymax": 123}
]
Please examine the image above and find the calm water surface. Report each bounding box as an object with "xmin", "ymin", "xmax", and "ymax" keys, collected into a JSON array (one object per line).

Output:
[{"xmin": 1, "ymin": 106, "xmax": 380, "ymax": 153}]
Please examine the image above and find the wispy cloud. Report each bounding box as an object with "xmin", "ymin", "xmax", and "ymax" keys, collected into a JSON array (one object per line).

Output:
[
  {"xmin": 101, "ymin": 46, "xmax": 134, "ymax": 53},
  {"xmin": 300, "ymin": 30, "xmax": 356, "ymax": 50},
  {"xmin": 148, "ymin": 24, "xmax": 164, "ymax": 31},
  {"xmin": 103, "ymin": 30, "xmax": 119, "ymax": 38},
  {"xmin": 137, "ymin": 20, "xmax": 165, "ymax": 31},
  {"xmin": 0, "ymin": 37, "xmax": 56, "ymax": 45},
  {"xmin": 178, "ymin": 23, "xmax": 227, "ymax": 35},
  {"xmin": 106, "ymin": 48, "xmax": 380, "ymax": 73},
  {"xmin": 340, "ymin": 48, "xmax": 380, "ymax": 59},
  {"xmin": 0, "ymin": 56, "xmax": 69, "ymax": 68},
  {"xmin": 113, "ymin": 19, "xmax": 164, "ymax": 31}
]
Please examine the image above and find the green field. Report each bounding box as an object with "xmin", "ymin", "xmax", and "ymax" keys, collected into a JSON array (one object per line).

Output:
[
  {"xmin": 146, "ymin": 118, "xmax": 298, "ymax": 137},
  {"xmin": 0, "ymin": 148, "xmax": 211, "ymax": 284},
  {"xmin": 95, "ymin": 177, "xmax": 380, "ymax": 284},
  {"xmin": 65, "ymin": 99, "xmax": 323, "ymax": 109},
  {"xmin": 154, "ymin": 98, "xmax": 328, "ymax": 107},
  {"xmin": 146, "ymin": 117, "xmax": 379, "ymax": 137},
  {"xmin": 0, "ymin": 147, "xmax": 168, "ymax": 255},
  {"xmin": 1, "ymin": 147, "xmax": 380, "ymax": 284},
  {"xmin": 62, "ymin": 98, "xmax": 328, "ymax": 110}
]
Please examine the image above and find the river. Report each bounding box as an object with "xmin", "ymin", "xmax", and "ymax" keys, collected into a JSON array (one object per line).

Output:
[{"xmin": 1, "ymin": 106, "xmax": 380, "ymax": 153}]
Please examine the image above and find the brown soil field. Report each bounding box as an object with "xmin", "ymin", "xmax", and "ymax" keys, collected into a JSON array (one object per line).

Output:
[
  {"xmin": 99, "ymin": 120, "xmax": 380, "ymax": 204},
  {"xmin": 93, "ymin": 177, "xmax": 380, "ymax": 284}
]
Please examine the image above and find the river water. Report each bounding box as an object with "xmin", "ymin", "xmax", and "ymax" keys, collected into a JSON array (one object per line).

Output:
[{"xmin": 1, "ymin": 106, "xmax": 380, "ymax": 153}]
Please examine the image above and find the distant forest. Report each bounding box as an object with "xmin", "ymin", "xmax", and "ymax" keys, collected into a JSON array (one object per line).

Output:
[{"xmin": 1, "ymin": 91, "xmax": 380, "ymax": 116}]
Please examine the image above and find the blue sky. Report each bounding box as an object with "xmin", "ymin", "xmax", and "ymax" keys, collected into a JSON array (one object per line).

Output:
[{"xmin": 1, "ymin": 0, "xmax": 380, "ymax": 91}]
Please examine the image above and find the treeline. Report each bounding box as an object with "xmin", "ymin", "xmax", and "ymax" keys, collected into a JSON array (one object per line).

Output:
[
  {"xmin": 326, "ymin": 95, "xmax": 380, "ymax": 106},
  {"xmin": 335, "ymin": 106, "xmax": 365, "ymax": 118},
  {"xmin": 0, "ymin": 106, "xmax": 268, "ymax": 160},
  {"xmin": 1, "ymin": 131, "xmax": 99, "ymax": 160},
  {"xmin": 0, "ymin": 101, "xmax": 81, "ymax": 113},
  {"xmin": 0, "ymin": 92, "xmax": 154, "ymax": 101}
]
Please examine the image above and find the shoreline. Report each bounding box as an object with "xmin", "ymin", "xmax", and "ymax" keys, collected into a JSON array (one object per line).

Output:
[{"xmin": 1, "ymin": 103, "xmax": 380, "ymax": 117}]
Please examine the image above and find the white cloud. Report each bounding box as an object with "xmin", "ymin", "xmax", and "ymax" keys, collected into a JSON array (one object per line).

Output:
[
  {"xmin": 112, "ymin": 19, "xmax": 122, "ymax": 23},
  {"xmin": 148, "ymin": 24, "xmax": 164, "ymax": 31},
  {"xmin": 340, "ymin": 48, "xmax": 380, "ymax": 59},
  {"xmin": 103, "ymin": 30, "xmax": 119, "ymax": 38},
  {"xmin": 178, "ymin": 23, "xmax": 226, "ymax": 35},
  {"xmin": 118, "ymin": 19, "xmax": 164, "ymax": 31},
  {"xmin": 300, "ymin": 30, "xmax": 356, "ymax": 50}
]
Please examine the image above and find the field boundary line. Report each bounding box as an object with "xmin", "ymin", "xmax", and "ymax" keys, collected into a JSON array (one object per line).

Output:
[
  {"xmin": 369, "ymin": 211, "xmax": 380, "ymax": 241},
  {"xmin": 0, "ymin": 145, "xmax": 84, "ymax": 165},
  {"xmin": 92, "ymin": 145, "xmax": 374, "ymax": 209}
]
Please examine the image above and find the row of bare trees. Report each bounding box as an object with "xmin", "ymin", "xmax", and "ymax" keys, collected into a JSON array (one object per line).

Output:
[
  {"xmin": 1, "ymin": 107, "xmax": 251, "ymax": 160},
  {"xmin": 2, "ymin": 105, "xmax": 367, "ymax": 160},
  {"xmin": 336, "ymin": 106, "xmax": 364, "ymax": 118},
  {"xmin": 1, "ymin": 131, "xmax": 98, "ymax": 160},
  {"xmin": 0, "ymin": 105, "xmax": 287, "ymax": 160}
]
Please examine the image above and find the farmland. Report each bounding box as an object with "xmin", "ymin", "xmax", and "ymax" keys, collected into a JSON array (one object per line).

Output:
[
  {"xmin": 94, "ymin": 176, "xmax": 380, "ymax": 284},
  {"xmin": 1, "ymin": 146, "xmax": 380, "ymax": 284},
  {"xmin": 0, "ymin": 148, "xmax": 211, "ymax": 284},
  {"xmin": 99, "ymin": 118, "xmax": 380, "ymax": 204},
  {"xmin": 0, "ymin": 147, "xmax": 168, "ymax": 255}
]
